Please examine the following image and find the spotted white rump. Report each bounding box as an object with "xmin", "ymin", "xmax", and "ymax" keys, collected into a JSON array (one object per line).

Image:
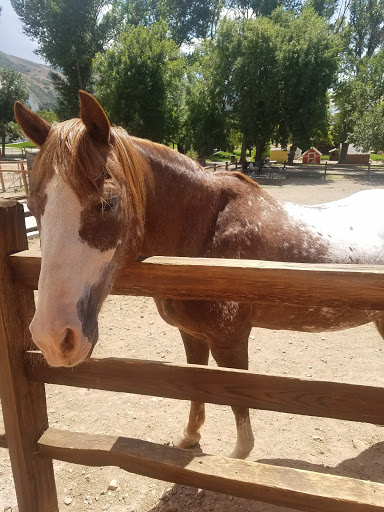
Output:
[{"xmin": 283, "ymin": 190, "xmax": 384, "ymax": 264}]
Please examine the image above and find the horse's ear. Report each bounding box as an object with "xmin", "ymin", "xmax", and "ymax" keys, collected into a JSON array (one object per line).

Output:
[
  {"xmin": 79, "ymin": 90, "xmax": 110, "ymax": 144},
  {"xmin": 14, "ymin": 102, "xmax": 51, "ymax": 148}
]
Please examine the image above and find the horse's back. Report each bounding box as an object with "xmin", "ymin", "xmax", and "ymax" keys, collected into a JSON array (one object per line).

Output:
[
  {"xmin": 282, "ymin": 189, "xmax": 384, "ymax": 265},
  {"xmin": 252, "ymin": 189, "xmax": 384, "ymax": 331}
]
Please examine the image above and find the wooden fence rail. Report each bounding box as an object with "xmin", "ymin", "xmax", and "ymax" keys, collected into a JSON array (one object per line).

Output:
[
  {"xmin": 0, "ymin": 161, "xmax": 30, "ymax": 194},
  {"xmin": 25, "ymin": 351, "xmax": 384, "ymax": 425},
  {"xmin": 9, "ymin": 249, "xmax": 384, "ymax": 309},
  {"xmin": 2, "ymin": 199, "xmax": 384, "ymax": 512}
]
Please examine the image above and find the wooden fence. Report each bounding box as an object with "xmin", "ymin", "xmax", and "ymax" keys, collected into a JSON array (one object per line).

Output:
[
  {"xmin": 205, "ymin": 160, "xmax": 384, "ymax": 183},
  {"xmin": 2, "ymin": 199, "xmax": 384, "ymax": 512},
  {"xmin": 0, "ymin": 160, "xmax": 30, "ymax": 194},
  {"xmin": 283, "ymin": 161, "xmax": 384, "ymax": 180}
]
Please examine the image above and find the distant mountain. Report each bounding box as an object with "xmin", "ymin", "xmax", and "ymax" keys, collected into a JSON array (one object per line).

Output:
[{"xmin": 0, "ymin": 51, "xmax": 57, "ymax": 110}]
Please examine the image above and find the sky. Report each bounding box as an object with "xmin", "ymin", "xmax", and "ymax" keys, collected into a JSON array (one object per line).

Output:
[{"xmin": 0, "ymin": 0, "xmax": 46, "ymax": 64}]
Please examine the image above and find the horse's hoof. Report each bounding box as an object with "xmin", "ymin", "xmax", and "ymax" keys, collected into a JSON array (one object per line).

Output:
[{"xmin": 173, "ymin": 430, "xmax": 200, "ymax": 449}]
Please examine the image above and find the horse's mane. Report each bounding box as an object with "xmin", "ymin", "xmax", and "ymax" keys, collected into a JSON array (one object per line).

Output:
[
  {"xmin": 33, "ymin": 118, "xmax": 259, "ymax": 232},
  {"xmin": 33, "ymin": 119, "xmax": 147, "ymax": 228}
]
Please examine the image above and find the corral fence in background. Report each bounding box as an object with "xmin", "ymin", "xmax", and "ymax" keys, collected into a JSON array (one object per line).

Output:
[
  {"xmin": 0, "ymin": 149, "xmax": 38, "ymax": 195},
  {"xmin": 1, "ymin": 157, "xmax": 383, "ymax": 196},
  {"xmin": 0, "ymin": 161, "xmax": 30, "ymax": 194},
  {"xmin": 205, "ymin": 160, "xmax": 384, "ymax": 184},
  {"xmin": 2, "ymin": 200, "xmax": 384, "ymax": 511},
  {"xmin": 0, "ymin": 147, "xmax": 39, "ymax": 161}
]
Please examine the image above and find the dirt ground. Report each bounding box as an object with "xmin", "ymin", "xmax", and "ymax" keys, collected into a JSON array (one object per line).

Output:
[{"xmin": 2, "ymin": 175, "xmax": 384, "ymax": 512}]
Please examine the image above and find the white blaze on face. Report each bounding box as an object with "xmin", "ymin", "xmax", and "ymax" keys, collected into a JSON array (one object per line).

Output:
[{"xmin": 30, "ymin": 176, "xmax": 117, "ymax": 366}]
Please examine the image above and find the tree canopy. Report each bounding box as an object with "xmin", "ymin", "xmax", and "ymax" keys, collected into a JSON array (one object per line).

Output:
[
  {"xmin": 9, "ymin": 0, "xmax": 384, "ymax": 155},
  {"xmin": 0, "ymin": 67, "xmax": 29, "ymax": 155},
  {"xmin": 93, "ymin": 21, "xmax": 184, "ymax": 142},
  {"xmin": 11, "ymin": 0, "xmax": 112, "ymax": 119},
  {"xmin": 185, "ymin": 8, "xmax": 339, "ymax": 159},
  {"xmin": 332, "ymin": 0, "xmax": 384, "ymax": 159}
]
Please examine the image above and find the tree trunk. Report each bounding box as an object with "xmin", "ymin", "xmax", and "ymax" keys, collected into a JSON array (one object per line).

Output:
[
  {"xmin": 76, "ymin": 59, "xmax": 84, "ymax": 90},
  {"xmin": 1, "ymin": 131, "xmax": 6, "ymax": 158},
  {"xmin": 255, "ymin": 141, "xmax": 265, "ymax": 163},
  {"xmin": 240, "ymin": 135, "xmax": 247, "ymax": 163},
  {"xmin": 287, "ymin": 144, "xmax": 297, "ymax": 165},
  {"xmin": 339, "ymin": 142, "xmax": 348, "ymax": 164}
]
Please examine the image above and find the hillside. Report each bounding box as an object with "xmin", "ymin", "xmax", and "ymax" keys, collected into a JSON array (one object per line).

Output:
[{"xmin": 0, "ymin": 51, "xmax": 57, "ymax": 110}]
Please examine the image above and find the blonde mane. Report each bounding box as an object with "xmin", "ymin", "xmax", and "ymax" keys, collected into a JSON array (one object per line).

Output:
[{"xmin": 33, "ymin": 119, "xmax": 147, "ymax": 230}]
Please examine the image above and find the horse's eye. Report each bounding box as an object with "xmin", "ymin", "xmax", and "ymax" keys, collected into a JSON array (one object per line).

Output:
[{"xmin": 99, "ymin": 196, "xmax": 119, "ymax": 211}]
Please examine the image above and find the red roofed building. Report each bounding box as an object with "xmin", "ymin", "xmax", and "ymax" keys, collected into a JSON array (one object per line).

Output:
[{"xmin": 302, "ymin": 147, "xmax": 322, "ymax": 164}]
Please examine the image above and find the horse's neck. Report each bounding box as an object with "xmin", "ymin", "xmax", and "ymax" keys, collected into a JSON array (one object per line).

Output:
[{"xmin": 134, "ymin": 140, "xmax": 220, "ymax": 257}]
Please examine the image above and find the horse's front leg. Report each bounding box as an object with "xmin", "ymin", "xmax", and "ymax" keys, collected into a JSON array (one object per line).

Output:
[
  {"xmin": 210, "ymin": 333, "xmax": 254, "ymax": 459},
  {"xmin": 173, "ymin": 330, "xmax": 209, "ymax": 449}
]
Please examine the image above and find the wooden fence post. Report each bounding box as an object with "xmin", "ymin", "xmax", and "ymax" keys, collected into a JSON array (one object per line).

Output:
[
  {"xmin": 0, "ymin": 169, "xmax": 4, "ymax": 192},
  {"xmin": 20, "ymin": 162, "xmax": 29, "ymax": 194},
  {"xmin": 367, "ymin": 162, "xmax": 371, "ymax": 180},
  {"xmin": 324, "ymin": 160, "xmax": 327, "ymax": 180},
  {"xmin": 0, "ymin": 199, "xmax": 58, "ymax": 512}
]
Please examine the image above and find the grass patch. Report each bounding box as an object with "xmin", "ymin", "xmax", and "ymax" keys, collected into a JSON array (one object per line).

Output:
[
  {"xmin": 208, "ymin": 148, "xmax": 248, "ymax": 162},
  {"xmin": 371, "ymin": 153, "xmax": 384, "ymax": 161},
  {"xmin": 208, "ymin": 151, "xmax": 234, "ymax": 162},
  {"xmin": 5, "ymin": 141, "xmax": 36, "ymax": 149}
]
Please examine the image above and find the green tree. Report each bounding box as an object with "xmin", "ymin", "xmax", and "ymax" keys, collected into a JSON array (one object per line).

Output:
[
  {"xmin": 228, "ymin": 0, "xmax": 338, "ymax": 19},
  {"xmin": 184, "ymin": 44, "xmax": 228, "ymax": 158},
  {"xmin": 349, "ymin": 102, "xmax": 384, "ymax": 152},
  {"xmin": 207, "ymin": 8, "xmax": 339, "ymax": 163},
  {"xmin": 229, "ymin": 0, "xmax": 299, "ymax": 18},
  {"xmin": 37, "ymin": 109, "xmax": 59, "ymax": 124},
  {"xmin": 332, "ymin": 0, "xmax": 384, "ymax": 159},
  {"xmin": 275, "ymin": 8, "xmax": 340, "ymax": 162},
  {"xmin": 160, "ymin": 0, "xmax": 226, "ymax": 44},
  {"xmin": 307, "ymin": 0, "xmax": 338, "ymax": 18},
  {"xmin": 113, "ymin": 0, "xmax": 226, "ymax": 45},
  {"xmin": 349, "ymin": 0, "xmax": 384, "ymax": 60},
  {"xmin": 11, "ymin": 0, "xmax": 113, "ymax": 119},
  {"xmin": 346, "ymin": 49, "xmax": 384, "ymax": 152},
  {"xmin": 332, "ymin": 78, "xmax": 363, "ymax": 160},
  {"xmin": 214, "ymin": 17, "xmax": 282, "ymax": 162},
  {"xmin": 0, "ymin": 68, "xmax": 29, "ymax": 156},
  {"xmin": 93, "ymin": 21, "xmax": 184, "ymax": 143}
]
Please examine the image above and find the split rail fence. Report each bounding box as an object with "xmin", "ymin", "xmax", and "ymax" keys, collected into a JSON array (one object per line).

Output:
[
  {"xmin": 0, "ymin": 161, "xmax": 30, "ymax": 195},
  {"xmin": 2, "ymin": 199, "xmax": 384, "ymax": 511}
]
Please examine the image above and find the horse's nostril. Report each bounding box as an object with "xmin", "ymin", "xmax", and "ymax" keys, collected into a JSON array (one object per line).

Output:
[{"xmin": 60, "ymin": 328, "xmax": 76, "ymax": 355}]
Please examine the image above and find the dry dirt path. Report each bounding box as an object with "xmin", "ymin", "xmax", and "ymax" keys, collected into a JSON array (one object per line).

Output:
[{"xmin": 2, "ymin": 176, "xmax": 384, "ymax": 512}]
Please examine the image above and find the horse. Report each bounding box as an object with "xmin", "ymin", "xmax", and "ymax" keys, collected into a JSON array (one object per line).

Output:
[{"xmin": 14, "ymin": 91, "xmax": 384, "ymax": 460}]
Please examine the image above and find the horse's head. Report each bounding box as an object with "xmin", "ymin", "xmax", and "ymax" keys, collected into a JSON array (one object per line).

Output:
[{"xmin": 15, "ymin": 91, "xmax": 146, "ymax": 367}]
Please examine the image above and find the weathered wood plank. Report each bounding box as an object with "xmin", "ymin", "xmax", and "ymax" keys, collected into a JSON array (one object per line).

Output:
[
  {"xmin": 0, "ymin": 419, "xmax": 7, "ymax": 449},
  {"xmin": 9, "ymin": 250, "xmax": 384, "ymax": 310},
  {"xmin": 39, "ymin": 428, "xmax": 384, "ymax": 512},
  {"xmin": 26, "ymin": 352, "xmax": 384, "ymax": 425},
  {"xmin": 0, "ymin": 200, "xmax": 58, "ymax": 512}
]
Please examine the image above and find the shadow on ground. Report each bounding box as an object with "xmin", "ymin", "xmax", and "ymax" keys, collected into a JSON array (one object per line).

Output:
[{"xmin": 148, "ymin": 442, "xmax": 384, "ymax": 512}]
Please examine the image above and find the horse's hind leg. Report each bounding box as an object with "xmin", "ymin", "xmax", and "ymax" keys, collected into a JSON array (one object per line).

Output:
[
  {"xmin": 173, "ymin": 330, "xmax": 209, "ymax": 450},
  {"xmin": 210, "ymin": 333, "xmax": 254, "ymax": 459},
  {"xmin": 375, "ymin": 319, "xmax": 384, "ymax": 340}
]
